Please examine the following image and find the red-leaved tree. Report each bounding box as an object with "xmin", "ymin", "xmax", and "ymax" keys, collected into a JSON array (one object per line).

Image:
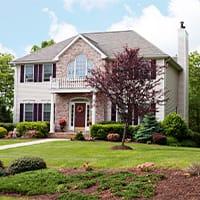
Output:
[{"xmin": 87, "ymin": 47, "xmax": 165, "ymax": 147}]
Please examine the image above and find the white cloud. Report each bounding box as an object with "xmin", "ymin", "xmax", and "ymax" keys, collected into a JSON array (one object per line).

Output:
[
  {"xmin": 24, "ymin": 44, "xmax": 33, "ymax": 55},
  {"xmin": 43, "ymin": 7, "xmax": 77, "ymax": 42},
  {"xmin": 108, "ymin": 0, "xmax": 200, "ymax": 55},
  {"xmin": 63, "ymin": 0, "xmax": 117, "ymax": 11},
  {"xmin": 0, "ymin": 43, "xmax": 16, "ymax": 57}
]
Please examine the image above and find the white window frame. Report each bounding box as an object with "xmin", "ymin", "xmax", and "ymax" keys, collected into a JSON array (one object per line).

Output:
[
  {"xmin": 43, "ymin": 103, "xmax": 51, "ymax": 121},
  {"xmin": 67, "ymin": 54, "xmax": 93, "ymax": 79},
  {"xmin": 43, "ymin": 63, "xmax": 53, "ymax": 82},
  {"xmin": 24, "ymin": 64, "xmax": 34, "ymax": 82},
  {"xmin": 24, "ymin": 103, "xmax": 33, "ymax": 121}
]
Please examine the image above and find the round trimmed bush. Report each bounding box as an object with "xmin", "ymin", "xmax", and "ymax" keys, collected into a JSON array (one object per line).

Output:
[
  {"xmin": 75, "ymin": 132, "xmax": 85, "ymax": 141},
  {"xmin": 152, "ymin": 133, "xmax": 167, "ymax": 145},
  {"xmin": 162, "ymin": 112, "xmax": 188, "ymax": 141},
  {"xmin": 0, "ymin": 127, "xmax": 7, "ymax": 138},
  {"xmin": 8, "ymin": 157, "xmax": 47, "ymax": 175}
]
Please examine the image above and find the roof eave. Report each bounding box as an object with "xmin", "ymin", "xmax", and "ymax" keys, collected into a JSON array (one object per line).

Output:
[
  {"xmin": 166, "ymin": 57, "xmax": 183, "ymax": 71},
  {"xmin": 11, "ymin": 59, "xmax": 56, "ymax": 65}
]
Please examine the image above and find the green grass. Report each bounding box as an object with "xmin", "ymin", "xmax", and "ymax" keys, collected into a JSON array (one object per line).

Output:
[
  {"xmin": 0, "ymin": 197, "xmax": 27, "ymax": 200},
  {"xmin": 0, "ymin": 141, "xmax": 200, "ymax": 169},
  {"xmin": 0, "ymin": 169, "xmax": 163, "ymax": 199},
  {"xmin": 0, "ymin": 139, "xmax": 34, "ymax": 146}
]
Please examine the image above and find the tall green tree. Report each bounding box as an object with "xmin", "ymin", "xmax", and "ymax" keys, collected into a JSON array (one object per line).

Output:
[
  {"xmin": 189, "ymin": 51, "xmax": 200, "ymax": 132},
  {"xmin": 0, "ymin": 53, "xmax": 14, "ymax": 122},
  {"xmin": 31, "ymin": 39, "xmax": 55, "ymax": 53}
]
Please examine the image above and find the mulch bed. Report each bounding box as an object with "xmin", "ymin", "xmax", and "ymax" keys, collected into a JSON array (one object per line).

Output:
[
  {"xmin": 111, "ymin": 145, "xmax": 133, "ymax": 150},
  {"xmin": 1, "ymin": 168, "xmax": 200, "ymax": 200}
]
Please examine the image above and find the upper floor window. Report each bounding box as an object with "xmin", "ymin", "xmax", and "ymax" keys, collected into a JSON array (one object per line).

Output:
[
  {"xmin": 67, "ymin": 54, "xmax": 93, "ymax": 79},
  {"xmin": 25, "ymin": 64, "xmax": 34, "ymax": 82},
  {"xmin": 43, "ymin": 63, "xmax": 53, "ymax": 81}
]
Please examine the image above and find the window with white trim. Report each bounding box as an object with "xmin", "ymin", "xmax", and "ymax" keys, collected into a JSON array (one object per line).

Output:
[
  {"xmin": 43, "ymin": 103, "xmax": 51, "ymax": 121},
  {"xmin": 25, "ymin": 64, "xmax": 34, "ymax": 82},
  {"xmin": 67, "ymin": 54, "xmax": 93, "ymax": 79},
  {"xmin": 43, "ymin": 64, "xmax": 53, "ymax": 81},
  {"xmin": 24, "ymin": 104, "xmax": 33, "ymax": 121}
]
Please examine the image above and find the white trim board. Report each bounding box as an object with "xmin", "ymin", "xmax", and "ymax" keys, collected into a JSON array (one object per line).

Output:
[{"xmin": 53, "ymin": 34, "xmax": 107, "ymax": 61}]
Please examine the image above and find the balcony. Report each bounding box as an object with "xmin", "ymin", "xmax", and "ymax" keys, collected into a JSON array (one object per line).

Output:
[{"xmin": 50, "ymin": 77, "xmax": 92, "ymax": 93}]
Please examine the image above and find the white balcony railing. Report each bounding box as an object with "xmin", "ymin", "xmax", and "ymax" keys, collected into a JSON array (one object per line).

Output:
[{"xmin": 50, "ymin": 77, "xmax": 90, "ymax": 90}]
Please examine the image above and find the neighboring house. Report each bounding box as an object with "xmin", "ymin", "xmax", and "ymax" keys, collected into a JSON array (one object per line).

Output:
[{"xmin": 12, "ymin": 23, "xmax": 188, "ymax": 133}]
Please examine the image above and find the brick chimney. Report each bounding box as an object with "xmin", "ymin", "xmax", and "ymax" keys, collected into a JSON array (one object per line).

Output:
[{"xmin": 177, "ymin": 21, "xmax": 189, "ymax": 123}]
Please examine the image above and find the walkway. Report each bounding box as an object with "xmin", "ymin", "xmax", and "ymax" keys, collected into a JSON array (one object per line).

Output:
[{"xmin": 0, "ymin": 138, "xmax": 69, "ymax": 150}]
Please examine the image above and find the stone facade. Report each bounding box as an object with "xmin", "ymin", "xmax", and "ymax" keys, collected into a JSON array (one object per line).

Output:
[
  {"xmin": 56, "ymin": 38, "xmax": 104, "ymax": 79},
  {"xmin": 54, "ymin": 38, "xmax": 108, "ymax": 131},
  {"xmin": 55, "ymin": 93, "xmax": 108, "ymax": 131}
]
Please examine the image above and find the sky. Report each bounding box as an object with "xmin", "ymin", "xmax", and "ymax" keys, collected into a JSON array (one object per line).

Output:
[{"xmin": 0, "ymin": 0, "xmax": 200, "ymax": 58}]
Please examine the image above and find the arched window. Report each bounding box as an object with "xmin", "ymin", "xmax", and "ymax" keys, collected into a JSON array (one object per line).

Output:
[{"xmin": 67, "ymin": 54, "xmax": 93, "ymax": 79}]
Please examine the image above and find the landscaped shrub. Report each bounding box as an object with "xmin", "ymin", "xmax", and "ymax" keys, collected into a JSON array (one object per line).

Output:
[
  {"xmin": 152, "ymin": 133, "xmax": 167, "ymax": 145},
  {"xmin": 179, "ymin": 139, "xmax": 198, "ymax": 147},
  {"xmin": 166, "ymin": 136, "xmax": 180, "ymax": 146},
  {"xmin": 90, "ymin": 124, "xmax": 137, "ymax": 140},
  {"xmin": 188, "ymin": 129, "xmax": 200, "ymax": 146},
  {"xmin": 0, "ymin": 127, "xmax": 7, "ymax": 138},
  {"xmin": 8, "ymin": 157, "xmax": 47, "ymax": 175},
  {"xmin": 16, "ymin": 121, "xmax": 49, "ymax": 138},
  {"xmin": 0, "ymin": 123, "xmax": 15, "ymax": 132},
  {"xmin": 75, "ymin": 132, "xmax": 85, "ymax": 141},
  {"xmin": 134, "ymin": 114, "xmax": 162, "ymax": 143},
  {"xmin": 0, "ymin": 168, "xmax": 7, "ymax": 177},
  {"xmin": 107, "ymin": 133, "xmax": 120, "ymax": 142},
  {"xmin": 162, "ymin": 112, "xmax": 188, "ymax": 141}
]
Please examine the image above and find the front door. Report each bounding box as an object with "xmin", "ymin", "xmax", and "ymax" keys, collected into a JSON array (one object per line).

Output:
[{"xmin": 75, "ymin": 103, "xmax": 86, "ymax": 127}]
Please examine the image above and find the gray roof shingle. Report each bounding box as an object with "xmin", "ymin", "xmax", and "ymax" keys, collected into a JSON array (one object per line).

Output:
[{"xmin": 14, "ymin": 30, "xmax": 169, "ymax": 63}]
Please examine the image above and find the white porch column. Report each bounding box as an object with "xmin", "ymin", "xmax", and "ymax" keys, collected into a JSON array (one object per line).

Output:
[
  {"xmin": 50, "ymin": 93, "xmax": 55, "ymax": 133},
  {"xmin": 91, "ymin": 91, "xmax": 96, "ymax": 125}
]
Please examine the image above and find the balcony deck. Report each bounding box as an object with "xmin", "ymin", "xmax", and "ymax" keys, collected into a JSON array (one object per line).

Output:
[{"xmin": 50, "ymin": 77, "xmax": 93, "ymax": 93}]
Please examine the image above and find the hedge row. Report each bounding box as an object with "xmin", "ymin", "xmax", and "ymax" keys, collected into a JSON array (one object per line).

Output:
[
  {"xmin": 90, "ymin": 124, "xmax": 139, "ymax": 140},
  {"xmin": 16, "ymin": 121, "xmax": 50, "ymax": 138},
  {"xmin": 0, "ymin": 123, "xmax": 15, "ymax": 132}
]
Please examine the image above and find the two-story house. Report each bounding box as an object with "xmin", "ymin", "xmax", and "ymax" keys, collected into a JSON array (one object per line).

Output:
[{"xmin": 12, "ymin": 23, "xmax": 188, "ymax": 134}]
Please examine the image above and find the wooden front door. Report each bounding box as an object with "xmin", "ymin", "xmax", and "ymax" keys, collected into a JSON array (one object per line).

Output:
[{"xmin": 75, "ymin": 103, "xmax": 86, "ymax": 127}]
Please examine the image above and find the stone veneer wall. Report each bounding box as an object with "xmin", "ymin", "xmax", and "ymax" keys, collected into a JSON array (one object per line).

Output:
[
  {"xmin": 55, "ymin": 93, "xmax": 107, "ymax": 131},
  {"xmin": 55, "ymin": 38, "xmax": 107, "ymax": 131},
  {"xmin": 56, "ymin": 38, "xmax": 104, "ymax": 78}
]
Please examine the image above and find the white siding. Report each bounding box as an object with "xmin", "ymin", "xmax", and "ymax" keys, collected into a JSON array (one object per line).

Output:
[
  {"xmin": 165, "ymin": 62, "xmax": 179, "ymax": 116},
  {"xmin": 13, "ymin": 65, "xmax": 51, "ymax": 123}
]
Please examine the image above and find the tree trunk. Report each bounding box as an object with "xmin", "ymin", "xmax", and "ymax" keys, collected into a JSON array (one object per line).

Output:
[{"xmin": 122, "ymin": 122, "xmax": 128, "ymax": 146}]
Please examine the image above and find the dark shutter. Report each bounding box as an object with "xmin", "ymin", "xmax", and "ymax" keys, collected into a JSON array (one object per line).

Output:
[
  {"xmin": 38, "ymin": 64, "xmax": 43, "ymax": 82},
  {"xmin": 33, "ymin": 103, "xmax": 38, "ymax": 121},
  {"xmin": 38, "ymin": 103, "xmax": 42, "ymax": 121},
  {"xmin": 134, "ymin": 104, "xmax": 138, "ymax": 125},
  {"xmin": 151, "ymin": 59, "xmax": 156, "ymax": 79},
  {"xmin": 20, "ymin": 65, "xmax": 25, "ymax": 83},
  {"xmin": 111, "ymin": 103, "xmax": 116, "ymax": 122},
  {"xmin": 34, "ymin": 64, "xmax": 38, "ymax": 82},
  {"xmin": 53, "ymin": 63, "xmax": 56, "ymax": 78},
  {"xmin": 20, "ymin": 104, "xmax": 24, "ymax": 122}
]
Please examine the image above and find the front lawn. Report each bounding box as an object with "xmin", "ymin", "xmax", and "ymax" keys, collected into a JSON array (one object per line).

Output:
[
  {"xmin": 0, "ymin": 141, "xmax": 200, "ymax": 169},
  {"xmin": 0, "ymin": 169, "xmax": 163, "ymax": 199},
  {"xmin": 0, "ymin": 139, "xmax": 34, "ymax": 146}
]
